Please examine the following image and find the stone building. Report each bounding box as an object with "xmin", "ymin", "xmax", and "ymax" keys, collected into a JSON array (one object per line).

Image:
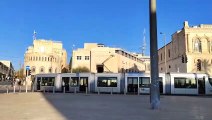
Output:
[
  {"xmin": 72, "ymin": 43, "xmax": 149, "ymax": 73},
  {"xmin": 158, "ymin": 21, "xmax": 212, "ymax": 76},
  {"xmin": 0, "ymin": 60, "xmax": 14, "ymax": 78},
  {"xmin": 24, "ymin": 39, "xmax": 67, "ymax": 76},
  {"xmin": 0, "ymin": 61, "xmax": 10, "ymax": 80}
]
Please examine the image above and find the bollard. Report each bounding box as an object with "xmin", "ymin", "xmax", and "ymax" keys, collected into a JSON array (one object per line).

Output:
[
  {"xmin": 7, "ymin": 86, "xmax": 9, "ymax": 94},
  {"xmin": 43, "ymin": 87, "xmax": 45, "ymax": 93},
  {"xmin": 63, "ymin": 87, "xmax": 65, "ymax": 93},
  {"xmin": 86, "ymin": 87, "xmax": 88, "ymax": 95},
  {"xmin": 25, "ymin": 82, "xmax": 28, "ymax": 93},
  {"xmin": 111, "ymin": 87, "xmax": 113, "ymax": 95},
  {"xmin": 19, "ymin": 86, "xmax": 21, "ymax": 93},
  {"xmin": 124, "ymin": 88, "xmax": 126, "ymax": 95},
  {"xmin": 13, "ymin": 85, "xmax": 16, "ymax": 93}
]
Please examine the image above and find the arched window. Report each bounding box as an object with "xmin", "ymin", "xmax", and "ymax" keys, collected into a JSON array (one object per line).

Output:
[
  {"xmin": 32, "ymin": 66, "xmax": 36, "ymax": 73},
  {"xmin": 40, "ymin": 67, "xmax": 45, "ymax": 73},
  {"xmin": 193, "ymin": 39, "xmax": 202, "ymax": 52},
  {"xmin": 49, "ymin": 67, "xmax": 52, "ymax": 73}
]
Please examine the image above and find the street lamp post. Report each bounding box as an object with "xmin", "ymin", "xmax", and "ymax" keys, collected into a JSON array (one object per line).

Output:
[
  {"xmin": 160, "ymin": 32, "xmax": 167, "ymax": 73},
  {"xmin": 149, "ymin": 0, "xmax": 160, "ymax": 109}
]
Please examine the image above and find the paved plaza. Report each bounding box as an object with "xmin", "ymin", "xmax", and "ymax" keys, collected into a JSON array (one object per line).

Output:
[{"xmin": 0, "ymin": 92, "xmax": 211, "ymax": 120}]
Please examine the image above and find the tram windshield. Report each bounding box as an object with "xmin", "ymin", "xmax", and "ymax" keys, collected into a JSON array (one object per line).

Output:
[{"xmin": 41, "ymin": 77, "xmax": 55, "ymax": 86}]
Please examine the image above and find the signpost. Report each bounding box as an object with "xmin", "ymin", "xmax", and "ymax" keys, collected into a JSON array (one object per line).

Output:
[{"xmin": 25, "ymin": 66, "xmax": 30, "ymax": 93}]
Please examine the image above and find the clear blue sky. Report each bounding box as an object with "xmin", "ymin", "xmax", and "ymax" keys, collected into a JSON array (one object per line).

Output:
[{"xmin": 0, "ymin": 0, "xmax": 211, "ymax": 70}]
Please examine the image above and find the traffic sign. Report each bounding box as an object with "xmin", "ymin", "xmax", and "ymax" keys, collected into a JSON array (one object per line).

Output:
[{"xmin": 26, "ymin": 66, "xmax": 30, "ymax": 70}]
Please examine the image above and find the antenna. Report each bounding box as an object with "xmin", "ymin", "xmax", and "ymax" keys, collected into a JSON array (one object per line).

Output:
[
  {"xmin": 33, "ymin": 30, "xmax": 37, "ymax": 40},
  {"xmin": 141, "ymin": 28, "xmax": 146, "ymax": 56}
]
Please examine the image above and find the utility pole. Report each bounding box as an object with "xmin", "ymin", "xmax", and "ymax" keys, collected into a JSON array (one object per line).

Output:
[
  {"xmin": 142, "ymin": 29, "xmax": 146, "ymax": 56},
  {"xmin": 149, "ymin": 0, "xmax": 160, "ymax": 109}
]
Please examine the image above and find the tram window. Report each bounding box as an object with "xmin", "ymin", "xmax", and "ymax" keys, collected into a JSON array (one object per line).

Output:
[
  {"xmin": 139, "ymin": 77, "xmax": 150, "ymax": 88},
  {"xmin": 209, "ymin": 78, "xmax": 212, "ymax": 86},
  {"xmin": 41, "ymin": 77, "xmax": 55, "ymax": 86},
  {"xmin": 70, "ymin": 77, "xmax": 79, "ymax": 87},
  {"xmin": 97, "ymin": 77, "xmax": 117, "ymax": 87},
  {"xmin": 128, "ymin": 77, "xmax": 138, "ymax": 84},
  {"xmin": 128, "ymin": 78, "xmax": 133, "ymax": 84},
  {"xmin": 174, "ymin": 77, "xmax": 197, "ymax": 88},
  {"xmin": 37, "ymin": 77, "xmax": 41, "ymax": 81}
]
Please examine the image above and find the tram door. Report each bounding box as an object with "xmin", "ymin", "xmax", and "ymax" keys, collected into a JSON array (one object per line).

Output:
[
  {"xmin": 159, "ymin": 77, "xmax": 163, "ymax": 94},
  {"xmin": 62, "ymin": 77, "xmax": 70, "ymax": 92},
  {"xmin": 127, "ymin": 77, "xmax": 138, "ymax": 94},
  {"xmin": 198, "ymin": 78, "xmax": 205, "ymax": 94},
  {"xmin": 37, "ymin": 77, "xmax": 41, "ymax": 91},
  {"xmin": 79, "ymin": 77, "xmax": 88, "ymax": 92}
]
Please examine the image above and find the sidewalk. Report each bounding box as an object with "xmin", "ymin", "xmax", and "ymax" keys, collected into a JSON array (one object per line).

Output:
[{"xmin": 0, "ymin": 93, "xmax": 211, "ymax": 120}]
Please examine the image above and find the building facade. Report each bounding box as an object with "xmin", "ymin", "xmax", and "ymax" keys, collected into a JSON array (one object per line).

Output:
[
  {"xmin": 158, "ymin": 21, "xmax": 212, "ymax": 76},
  {"xmin": 72, "ymin": 43, "xmax": 149, "ymax": 73},
  {"xmin": 0, "ymin": 61, "xmax": 15, "ymax": 78},
  {"xmin": 24, "ymin": 39, "xmax": 67, "ymax": 76},
  {"xmin": 0, "ymin": 61, "xmax": 11, "ymax": 80}
]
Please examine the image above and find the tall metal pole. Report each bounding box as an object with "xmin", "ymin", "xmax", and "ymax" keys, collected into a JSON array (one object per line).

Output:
[{"xmin": 149, "ymin": 0, "xmax": 160, "ymax": 109}]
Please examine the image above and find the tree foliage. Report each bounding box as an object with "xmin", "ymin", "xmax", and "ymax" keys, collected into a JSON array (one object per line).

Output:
[{"xmin": 72, "ymin": 66, "xmax": 90, "ymax": 73}]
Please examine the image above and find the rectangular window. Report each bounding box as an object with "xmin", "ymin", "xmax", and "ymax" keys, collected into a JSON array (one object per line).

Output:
[
  {"xmin": 77, "ymin": 56, "xmax": 81, "ymax": 60},
  {"xmin": 139, "ymin": 77, "xmax": 150, "ymax": 88},
  {"xmin": 128, "ymin": 77, "xmax": 138, "ymax": 85},
  {"xmin": 70, "ymin": 77, "xmax": 79, "ymax": 87},
  {"xmin": 97, "ymin": 77, "xmax": 117, "ymax": 87},
  {"xmin": 85, "ymin": 56, "xmax": 89, "ymax": 60},
  {"xmin": 41, "ymin": 77, "xmax": 55, "ymax": 86},
  {"xmin": 174, "ymin": 77, "xmax": 197, "ymax": 88}
]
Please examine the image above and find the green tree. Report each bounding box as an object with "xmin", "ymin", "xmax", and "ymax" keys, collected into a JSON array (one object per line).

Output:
[{"xmin": 72, "ymin": 66, "xmax": 90, "ymax": 73}]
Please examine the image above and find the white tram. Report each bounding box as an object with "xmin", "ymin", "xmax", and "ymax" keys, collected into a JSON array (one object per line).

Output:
[{"xmin": 34, "ymin": 72, "xmax": 212, "ymax": 95}]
